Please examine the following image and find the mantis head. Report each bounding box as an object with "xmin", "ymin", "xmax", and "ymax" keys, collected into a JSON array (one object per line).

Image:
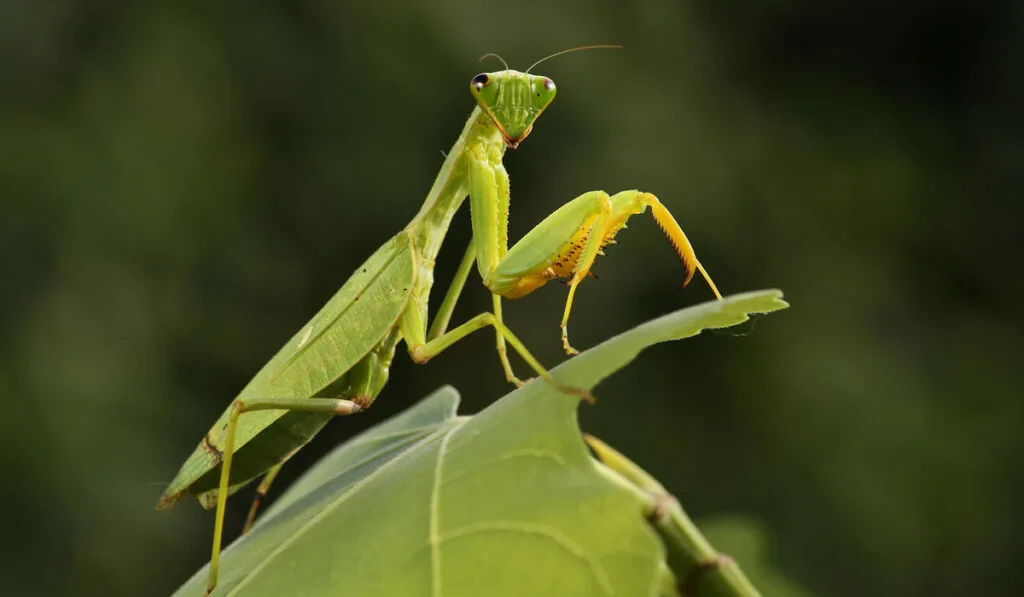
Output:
[
  {"xmin": 469, "ymin": 46, "xmax": 621, "ymax": 148},
  {"xmin": 470, "ymin": 70, "xmax": 556, "ymax": 149}
]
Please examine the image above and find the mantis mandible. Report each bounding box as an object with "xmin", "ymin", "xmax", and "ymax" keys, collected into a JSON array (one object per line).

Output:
[{"xmin": 157, "ymin": 47, "xmax": 722, "ymax": 595}]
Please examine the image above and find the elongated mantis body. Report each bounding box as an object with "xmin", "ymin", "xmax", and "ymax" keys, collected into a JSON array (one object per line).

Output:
[{"xmin": 158, "ymin": 54, "xmax": 721, "ymax": 595}]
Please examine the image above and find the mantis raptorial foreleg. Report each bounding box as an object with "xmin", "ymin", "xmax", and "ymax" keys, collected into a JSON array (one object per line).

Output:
[
  {"xmin": 470, "ymin": 153, "xmax": 722, "ymax": 355},
  {"xmin": 515, "ymin": 189, "xmax": 722, "ymax": 354},
  {"xmin": 486, "ymin": 161, "xmax": 521, "ymax": 381}
]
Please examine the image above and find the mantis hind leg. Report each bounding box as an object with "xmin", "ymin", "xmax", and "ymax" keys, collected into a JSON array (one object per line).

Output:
[
  {"xmin": 205, "ymin": 397, "xmax": 363, "ymax": 595},
  {"xmin": 241, "ymin": 462, "xmax": 285, "ymax": 534},
  {"xmin": 205, "ymin": 337, "xmax": 399, "ymax": 593}
]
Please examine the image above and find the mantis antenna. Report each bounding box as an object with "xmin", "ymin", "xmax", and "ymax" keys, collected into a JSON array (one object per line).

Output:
[
  {"xmin": 525, "ymin": 44, "xmax": 624, "ymax": 73},
  {"xmin": 479, "ymin": 52, "xmax": 510, "ymax": 71}
]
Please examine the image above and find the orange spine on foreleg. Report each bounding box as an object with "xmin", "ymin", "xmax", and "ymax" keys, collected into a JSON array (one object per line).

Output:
[{"xmin": 645, "ymin": 194, "xmax": 723, "ymax": 299}]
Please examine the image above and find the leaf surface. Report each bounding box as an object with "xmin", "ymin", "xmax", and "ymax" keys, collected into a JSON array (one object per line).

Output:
[{"xmin": 173, "ymin": 290, "xmax": 788, "ymax": 597}]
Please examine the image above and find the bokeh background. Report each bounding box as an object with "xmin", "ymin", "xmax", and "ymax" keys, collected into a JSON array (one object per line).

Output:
[{"xmin": 2, "ymin": 1, "xmax": 1022, "ymax": 596}]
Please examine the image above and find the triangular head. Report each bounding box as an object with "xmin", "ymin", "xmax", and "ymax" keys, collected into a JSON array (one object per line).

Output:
[
  {"xmin": 469, "ymin": 45, "xmax": 621, "ymax": 148},
  {"xmin": 469, "ymin": 70, "xmax": 557, "ymax": 149}
]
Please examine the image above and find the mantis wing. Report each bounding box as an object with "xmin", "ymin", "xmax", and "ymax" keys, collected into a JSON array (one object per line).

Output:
[{"xmin": 157, "ymin": 231, "xmax": 416, "ymax": 508}]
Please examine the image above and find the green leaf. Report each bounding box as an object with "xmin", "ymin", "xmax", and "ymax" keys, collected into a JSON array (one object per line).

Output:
[{"xmin": 173, "ymin": 289, "xmax": 788, "ymax": 597}]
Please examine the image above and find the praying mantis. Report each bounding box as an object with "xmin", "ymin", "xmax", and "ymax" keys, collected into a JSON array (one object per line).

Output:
[{"xmin": 157, "ymin": 47, "xmax": 722, "ymax": 595}]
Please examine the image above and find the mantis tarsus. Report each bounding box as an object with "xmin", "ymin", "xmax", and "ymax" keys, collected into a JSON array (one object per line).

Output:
[{"xmin": 157, "ymin": 48, "xmax": 722, "ymax": 595}]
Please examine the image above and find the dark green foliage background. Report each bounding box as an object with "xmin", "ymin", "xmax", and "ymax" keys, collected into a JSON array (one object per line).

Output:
[{"xmin": 1, "ymin": 1, "xmax": 1020, "ymax": 596}]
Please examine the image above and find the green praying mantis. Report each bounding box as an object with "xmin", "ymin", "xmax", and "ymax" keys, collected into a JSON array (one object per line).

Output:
[{"xmin": 157, "ymin": 47, "xmax": 723, "ymax": 595}]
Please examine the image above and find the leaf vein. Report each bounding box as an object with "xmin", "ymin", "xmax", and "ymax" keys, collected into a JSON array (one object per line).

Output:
[
  {"xmin": 430, "ymin": 426, "xmax": 459, "ymax": 597},
  {"xmin": 439, "ymin": 447, "xmax": 568, "ymax": 489},
  {"xmin": 437, "ymin": 521, "xmax": 615, "ymax": 596}
]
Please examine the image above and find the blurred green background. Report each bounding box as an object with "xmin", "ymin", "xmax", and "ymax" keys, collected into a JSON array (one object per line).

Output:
[{"xmin": 2, "ymin": 1, "xmax": 1022, "ymax": 596}]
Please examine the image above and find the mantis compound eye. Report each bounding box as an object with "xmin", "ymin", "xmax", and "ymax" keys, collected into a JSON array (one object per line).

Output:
[
  {"xmin": 544, "ymin": 78, "xmax": 555, "ymax": 91},
  {"xmin": 472, "ymin": 73, "xmax": 490, "ymax": 89}
]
